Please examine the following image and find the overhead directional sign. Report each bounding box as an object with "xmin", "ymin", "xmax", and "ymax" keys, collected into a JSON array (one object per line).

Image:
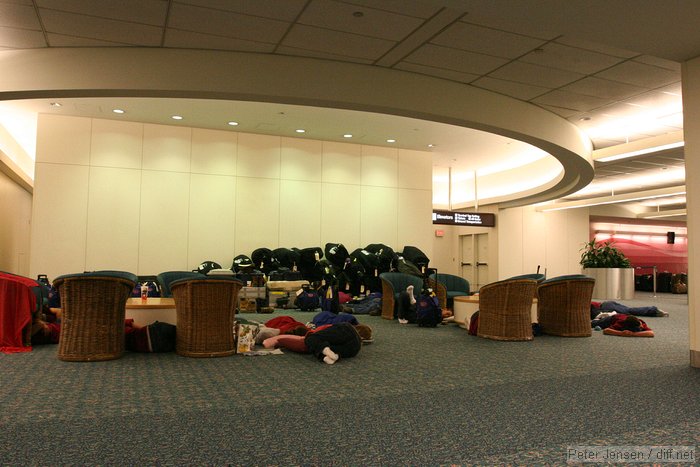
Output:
[{"xmin": 432, "ymin": 210, "xmax": 495, "ymax": 227}]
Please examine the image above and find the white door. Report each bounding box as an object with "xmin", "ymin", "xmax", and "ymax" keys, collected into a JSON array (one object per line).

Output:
[{"xmin": 460, "ymin": 233, "xmax": 490, "ymax": 291}]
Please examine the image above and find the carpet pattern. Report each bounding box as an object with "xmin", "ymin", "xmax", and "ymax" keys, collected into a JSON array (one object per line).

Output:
[{"xmin": 1, "ymin": 293, "xmax": 698, "ymax": 465}]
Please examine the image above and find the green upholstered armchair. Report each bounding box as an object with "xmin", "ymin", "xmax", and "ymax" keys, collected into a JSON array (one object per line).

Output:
[
  {"xmin": 379, "ymin": 272, "xmax": 424, "ymax": 320},
  {"xmin": 429, "ymin": 273, "xmax": 470, "ymax": 310},
  {"xmin": 157, "ymin": 271, "xmax": 201, "ymax": 298}
]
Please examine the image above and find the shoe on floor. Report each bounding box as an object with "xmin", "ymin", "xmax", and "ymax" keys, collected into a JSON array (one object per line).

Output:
[{"xmin": 656, "ymin": 309, "xmax": 669, "ymax": 317}]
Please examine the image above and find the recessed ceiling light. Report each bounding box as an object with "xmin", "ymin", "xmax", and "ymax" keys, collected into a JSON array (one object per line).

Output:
[
  {"xmin": 112, "ymin": 109, "xmax": 125, "ymax": 114},
  {"xmin": 428, "ymin": 144, "xmax": 435, "ymax": 148},
  {"xmin": 171, "ymin": 115, "xmax": 183, "ymax": 120},
  {"xmin": 50, "ymin": 102, "xmax": 62, "ymax": 107},
  {"xmin": 295, "ymin": 129, "xmax": 305, "ymax": 133},
  {"xmin": 386, "ymin": 139, "xmax": 396, "ymax": 143},
  {"xmin": 343, "ymin": 134, "xmax": 353, "ymax": 138},
  {"xmin": 227, "ymin": 121, "xmax": 239, "ymax": 126},
  {"xmin": 579, "ymin": 116, "xmax": 591, "ymax": 121}
]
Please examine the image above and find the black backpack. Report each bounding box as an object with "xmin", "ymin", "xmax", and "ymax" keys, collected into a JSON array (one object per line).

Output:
[
  {"xmin": 324, "ymin": 243, "xmax": 350, "ymax": 270},
  {"xmin": 415, "ymin": 293, "xmax": 442, "ymax": 327},
  {"xmin": 298, "ymin": 247, "xmax": 324, "ymax": 280},
  {"xmin": 197, "ymin": 260, "xmax": 222, "ymax": 274},
  {"xmin": 232, "ymin": 255, "xmax": 254, "ymax": 273},
  {"xmin": 294, "ymin": 285, "xmax": 320, "ymax": 311},
  {"xmin": 350, "ymin": 248, "xmax": 380, "ymax": 278},
  {"xmin": 251, "ymin": 248, "xmax": 279, "ymax": 274},
  {"xmin": 401, "ymin": 246, "xmax": 430, "ymax": 273},
  {"xmin": 272, "ymin": 248, "xmax": 301, "ymax": 270},
  {"xmin": 365, "ymin": 243, "xmax": 397, "ymax": 273}
]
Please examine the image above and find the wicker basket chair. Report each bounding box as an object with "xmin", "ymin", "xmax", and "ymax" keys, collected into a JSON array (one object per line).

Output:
[
  {"xmin": 537, "ymin": 275, "xmax": 595, "ymax": 337},
  {"xmin": 477, "ymin": 278, "xmax": 538, "ymax": 341},
  {"xmin": 53, "ymin": 271, "xmax": 138, "ymax": 361},
  {"xmin": 170, "ymin": 276, "xmax": 243, "ymax": 357}
]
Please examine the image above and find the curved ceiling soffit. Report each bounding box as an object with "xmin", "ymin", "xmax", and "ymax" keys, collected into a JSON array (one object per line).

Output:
[{"xmin": 0, "ymin": 48, "xmax": 593, "ymax": 203}]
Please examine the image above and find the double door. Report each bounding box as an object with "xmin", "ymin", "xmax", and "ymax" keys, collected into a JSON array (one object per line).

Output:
[{"xmin": 460, "ymin": 233, "xmax": 489, "ymax": 291}]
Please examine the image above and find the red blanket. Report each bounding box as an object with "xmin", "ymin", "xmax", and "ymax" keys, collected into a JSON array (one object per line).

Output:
[{"xmin": 0, "ymin": 273, "xmax": 38, "ymax": 353}]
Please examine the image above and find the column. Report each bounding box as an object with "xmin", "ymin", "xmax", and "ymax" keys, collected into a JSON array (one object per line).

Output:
[{"xmin": 681, "ymin": 58, "xmax": 700, "ymax": 368}]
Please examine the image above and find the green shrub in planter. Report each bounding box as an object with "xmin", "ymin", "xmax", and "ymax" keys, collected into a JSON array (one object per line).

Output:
[{"xmin": 579, "ymin": 239, "xmax": 631, "ymax": 268}]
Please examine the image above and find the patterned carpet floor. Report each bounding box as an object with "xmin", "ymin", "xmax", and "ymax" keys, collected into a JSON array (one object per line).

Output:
[{"xmin": 1, "ymin": 293, "xmax": 698, "ymax": 466}]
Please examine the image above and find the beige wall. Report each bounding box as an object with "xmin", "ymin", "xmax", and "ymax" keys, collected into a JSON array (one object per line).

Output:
[
  {"xmin": 0, "ymin": 168, "xmax": 32, "ymax": 275},
  {"xmin": 497, "ymin": 205, "xmax": 589, "ymax": 279},
  {"xmin": 29, "ymin": 114, "xmax": 434, "ymax": 280}
]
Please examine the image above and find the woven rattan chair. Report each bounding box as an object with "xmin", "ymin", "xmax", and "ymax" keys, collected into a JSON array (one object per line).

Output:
[
  {"xmin": 477, "ymin": 278, "xmax": 538, "ymax": 341},
  {"xmin": 537, "ymin": 274, "xmax": 595, "ymax": 337},
  {"xmin": 170, "ymin": 276, "xmax": 243, "ymax": 357},
  {"xmin": 53, "ymin": 271, "xmax": 137, "ymax": 361},
  {"xmin": 379, "ymin": 272, "xmax": 424, "ymax": 320}
]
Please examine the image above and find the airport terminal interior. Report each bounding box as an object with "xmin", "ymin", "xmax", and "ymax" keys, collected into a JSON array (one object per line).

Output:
[{"xmin": 1, "ymin": 1, "xmax": 699, "ymax": 465}]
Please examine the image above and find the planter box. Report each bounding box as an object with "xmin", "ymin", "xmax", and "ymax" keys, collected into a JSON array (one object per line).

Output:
[{"xmin": 583, "ymin": 268, "xmax": 635, "ymax": 300}]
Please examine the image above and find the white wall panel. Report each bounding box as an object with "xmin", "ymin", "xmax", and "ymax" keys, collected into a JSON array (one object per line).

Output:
[
  {"xmin": 234, "ymin": 177, "xmax": 280, "ymax": 255},
  {"xmin": 397, "ymin": 188, "xmax": 433, "ymax": 259},
  {"xmin": 361, "ymin": 185, "xmax": 397, "ymax": 247},
  {"xmin": 281, "ymin": 137, "xmax": 323, "ymax": 182},
  {"xmin": 321, "ymin": 183, "xmax": 361, "ymax": 248},
  {"xmin": 398, "ymin": 148, "xmax": 432, "ymax": 190},
  {"xmin": 191, "ymin": 128, "xmax": 237, "ymax": 175},
  {"xmin": 322, "ymin": 141, "xmax": 361, "ymax": 184},
  {"xmin": 279, "ymin": 180, "xmax": 322, "ymax": 247},
  {"xmin": 497, "ymin": 207, "xmax": 524, "ymax": 278},
  {"xmin": 90, "ymin": 119, "xmax": 143, "ymax": 169},
  {"xmin": 567, "ymin": 208, "xmax": 590, "ymax": 274},
  {"xmin": 36, "ymin": 114, "xmax": 91, "ymax": 165},
  {"xmin": 188, "ymin": 174, "xmax": 236, "ymax": 268},
  {"xmin": 142, "ymin": 124, "xmax": 192, "ymax": 172},
  {"xmin": 522, "ymin": 205, "xmax": 547, "ymax": 274},
  {"xmin": 362, "ymin": 146, "xmax": 398, "ymax": 187},
  {"xmin": 85, "ymin": 166, "xmax": 141, "ymax": 272},
  {"xmin": 138, "ymin": 170, "xmax": 191, "ymax": 274},
  {"xmin": 30, "ymin": 163, "xmax": 89, "ymax": 279},
  {"xmin": 237, "ymin": 133, "xmax": 281, "ymax": 179},
  {"xmin": 0, "ymin": 170, "xmax": 32, "ymax": 275}
]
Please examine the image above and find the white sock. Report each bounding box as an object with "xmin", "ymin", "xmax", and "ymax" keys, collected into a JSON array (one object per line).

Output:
[
  {"xmin": 323, "ymin": 355, "xmax": 337, "ymax": 364},
  {"xmin": 322, "ymin": 346, "xmax": 339, "ymax": 362},
  {"xmin": 398, "ymin": 318, "xmax": 408, "ymax": 324},
  {"xmin": 407, "ymin": 285, "xmax": 416, "ymax": 305}
]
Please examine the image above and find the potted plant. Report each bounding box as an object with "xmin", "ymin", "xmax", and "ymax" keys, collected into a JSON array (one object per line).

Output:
[{"xmin": 580, "ymin": 240, "xmax": 634, "ymax": 299}]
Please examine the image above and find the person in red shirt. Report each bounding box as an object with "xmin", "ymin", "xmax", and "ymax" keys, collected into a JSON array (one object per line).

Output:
[{"xmin": 263, "ymin": 322, "xmax": 372, "ymax": 364}]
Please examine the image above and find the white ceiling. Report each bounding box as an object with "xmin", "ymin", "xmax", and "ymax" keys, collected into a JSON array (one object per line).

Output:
[{"xmin": 0, "ymin": 0, "xmax": 693, "ymax": 214}]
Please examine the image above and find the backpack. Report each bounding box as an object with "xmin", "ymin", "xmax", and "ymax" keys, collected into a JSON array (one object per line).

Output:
[
  {"xmin": 272, "ymin": 248, "xmax": 301, "ymax": 270},
  {"xmin": 251, "ymin": 248, "xmax": 279, "ymax": 274},
  {"xmin": 365, "ymin": 243, "xmax": 397, "ymax": 273},
  {"xmin": 468, "ymin": 311, "xmax": 479, "ymax": 336},
  {"xmin": 232, "ymin": 255, "xmax": 254, "ymax": 273},
  {"xmin": 324, "ymin": 243, "xmax": 350, "ymax": 270},
  {"xmin": 415, "ymin": 293, "xmax": 442, "ymax": 327},
  {"xmin": 294, "ymin": 285, "xmax": 320, "ymax": 311},
  {"xmin": 401, "ymin": 246, "xmax": 430, "ymax": 274},
  {"xmin": 197, "ymin": 260, "xmax": 221, "ymax": 275},
  {"xmin": 319, "ymin": 284, "xmax": 340, "ymax": 314}
]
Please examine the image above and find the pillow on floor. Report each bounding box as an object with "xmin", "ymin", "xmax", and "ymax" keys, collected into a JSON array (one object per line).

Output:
[{"xmin": 603, "ymin": 328, "xmax": 654, "ymax": 338}]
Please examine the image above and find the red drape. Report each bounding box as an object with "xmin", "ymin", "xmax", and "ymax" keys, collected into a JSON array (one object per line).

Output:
[{"xmin": 0, "ymin": 273, "xmax": 38, "ymax": 353}]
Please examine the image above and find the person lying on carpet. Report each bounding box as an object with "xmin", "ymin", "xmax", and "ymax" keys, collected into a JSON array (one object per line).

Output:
[
  {"xmin": 396, "ymin": 285, "xmax": 452, "ymax": 324},
  {"xmin": 590, "ymin": 301, "xmax": 668, "ymax": 319},
  {"xmin": 262, "ymin": 322, "xmax": 373, "ymax": 364},
  {"xmin": 592, "ymin": 313, "xmax": 652, "ymax": 332}
]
